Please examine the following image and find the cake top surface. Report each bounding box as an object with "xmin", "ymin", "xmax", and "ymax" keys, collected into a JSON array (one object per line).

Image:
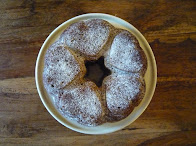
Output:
[
  {"xmin": 104, "ymin": 75, "xmax": 144, "ymax": 117},
  {"xmin": 60, "ymin": 19, "xmax": 111, "ymax": 57},
  {"xmin": 107, "ymin": 30, "xmax": 146, "ymax": 73},
  {"xmin": 43, "ymin": 42, "xmax": 81, "ymax": 91},
  {"xmin": 57, "ymin": 81, "xmax": 104, "ymax": 126}
]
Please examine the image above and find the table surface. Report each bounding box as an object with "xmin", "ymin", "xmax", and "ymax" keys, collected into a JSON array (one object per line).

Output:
[{"xmin": 0, "ymin": 0, "xmax": 196, "ymax": 145}]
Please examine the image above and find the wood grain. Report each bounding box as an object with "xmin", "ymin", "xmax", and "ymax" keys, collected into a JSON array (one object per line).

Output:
[{"xmin": 0, "ymin": 0, "xmax": 196, "ymax": 145}]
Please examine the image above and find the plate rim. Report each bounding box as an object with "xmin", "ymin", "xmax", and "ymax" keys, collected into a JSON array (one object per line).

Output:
[{"xmin": 35, "ymin": 13, "xmax": 157, "ymax": 134}]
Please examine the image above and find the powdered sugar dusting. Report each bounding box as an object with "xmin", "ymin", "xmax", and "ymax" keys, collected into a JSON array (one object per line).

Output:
[
  {"xmin": 57, "ymin": 82, "xmax": 104, "ymax": 126},
  {"xmin": 60, "ymin": 19, "xmax": 110, "ymax": 57},
  {"xmin": 42, "ymin": 19, "xmax": 147, "ymax": 125},
  {"xmin": 105, "ymin": 55, "xmax": 141, "ymax": 77},
  {"xmin": 108, "ymin": 30, "xmax": 144, "ymax": 73},
  {"xmin": 104, "ymin": 75, "xmax": 145, "ymax": 119},
  {"xmin": 43, "ymin": 42, "xmax": 81, "ymax": 92}
]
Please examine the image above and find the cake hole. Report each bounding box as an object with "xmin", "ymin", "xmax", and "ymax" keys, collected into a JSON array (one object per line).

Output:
[{"xmin": 84, "ymin": 56, "xmax": 111, "ymax": 87}]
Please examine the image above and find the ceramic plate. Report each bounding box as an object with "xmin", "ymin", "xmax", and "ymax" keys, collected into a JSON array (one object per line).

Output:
[{"xmin": 35, "ymin": 13, "xmax": 157, "ymax": 134}]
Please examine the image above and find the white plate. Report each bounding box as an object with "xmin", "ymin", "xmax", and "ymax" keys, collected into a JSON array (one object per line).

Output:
[{"xmin": 35, "ymin": 13, "xmax": 157, "ymax": 134}]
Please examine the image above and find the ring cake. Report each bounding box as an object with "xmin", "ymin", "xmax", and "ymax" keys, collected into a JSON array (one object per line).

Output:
[{"xmin": 43, "ymin": 19, "xmax": 147, "ymax": 126}]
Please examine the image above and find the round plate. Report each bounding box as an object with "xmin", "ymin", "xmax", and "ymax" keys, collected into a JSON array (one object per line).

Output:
[{"xmin": 35, "ymin": 13, "xmax": 157, "ymax": 134}]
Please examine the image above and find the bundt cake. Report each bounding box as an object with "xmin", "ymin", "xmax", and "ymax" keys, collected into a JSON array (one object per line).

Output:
[{"xmin": 43, "ymin": 19, "xmax": 147, "ymax": 126}]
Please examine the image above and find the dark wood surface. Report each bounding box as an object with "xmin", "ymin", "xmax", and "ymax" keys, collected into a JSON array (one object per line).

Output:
[{"xmin": 0, "ymin": 0, "xmax": 196, "ymax": 145}]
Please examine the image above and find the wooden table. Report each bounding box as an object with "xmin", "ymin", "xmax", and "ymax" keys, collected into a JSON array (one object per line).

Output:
[{"xmin": 0, "ymin": 0, "xmax": 195, "ymax": 145}]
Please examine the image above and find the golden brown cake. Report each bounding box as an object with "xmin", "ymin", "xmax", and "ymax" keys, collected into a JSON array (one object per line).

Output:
[{"xmin": 43, "ymin": 19, "xmax": 147, "ymax": 126}]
